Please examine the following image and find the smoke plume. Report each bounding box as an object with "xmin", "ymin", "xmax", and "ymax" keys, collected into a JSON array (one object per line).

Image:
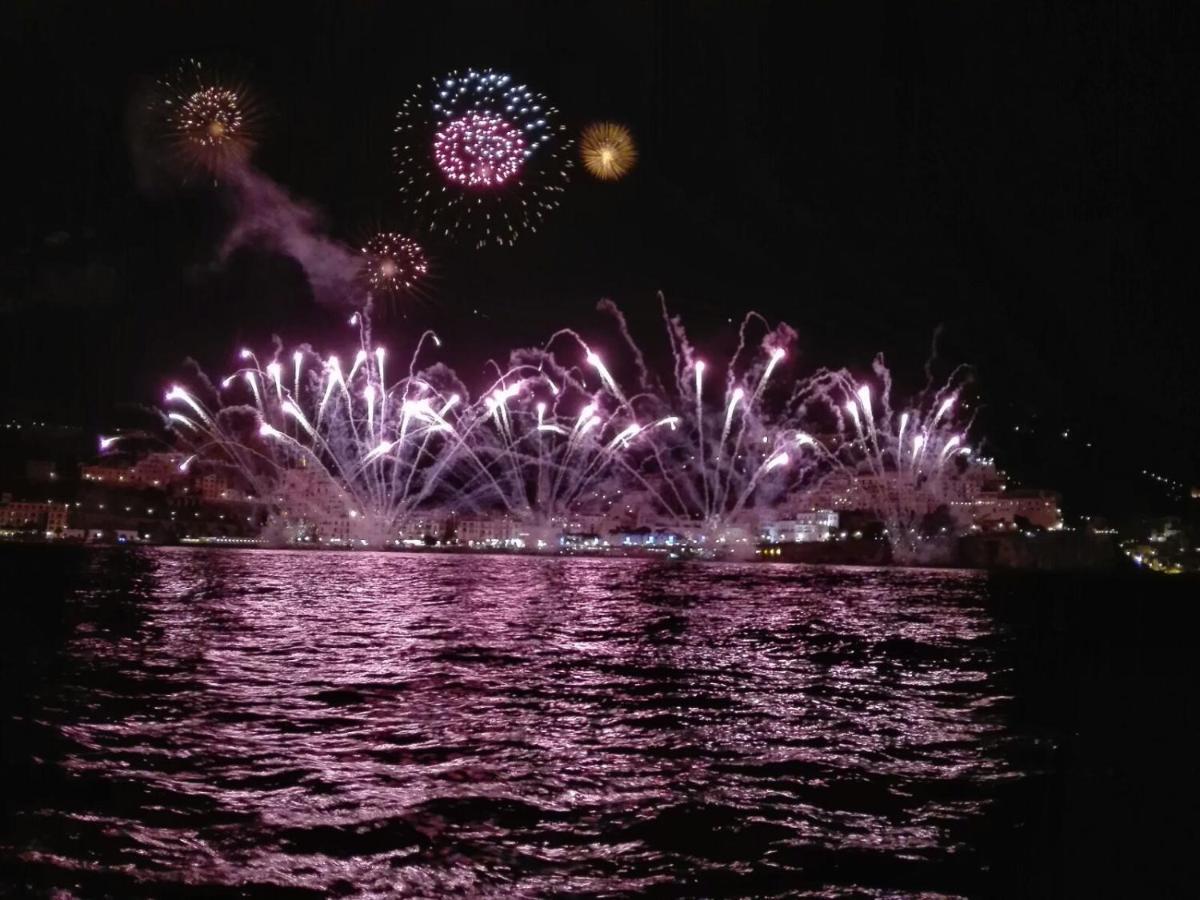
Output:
[{"xmin": 219, "ymin": 162, "xmax": 363, "ymax": 308}]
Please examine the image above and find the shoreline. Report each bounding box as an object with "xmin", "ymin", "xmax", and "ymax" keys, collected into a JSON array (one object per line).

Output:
[{"xmin": 0, "ymin": 533, "xmax": 1136, "ymax": 574}]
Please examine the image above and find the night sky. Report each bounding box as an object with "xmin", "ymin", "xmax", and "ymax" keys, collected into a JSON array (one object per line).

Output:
[{"xmin": 3, "ymin": 2, "xmax": 1197, "ymax": 514}]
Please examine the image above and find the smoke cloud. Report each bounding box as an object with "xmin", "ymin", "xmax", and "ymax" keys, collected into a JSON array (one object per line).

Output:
[
  {"xmin": 219, "ymin": 162, "xmax": 363, "ymax": 309},
  {"xmin": 126, "ymin": 85, "xmax": 363, "ymax": 309}
]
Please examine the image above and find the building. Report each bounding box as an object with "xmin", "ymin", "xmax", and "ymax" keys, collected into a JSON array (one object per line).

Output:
[
  {"xmin": 785, "ymin": 463, "xmax": 1061, "ymax": 534},
  {"xmin": 198, "ymin": 472, "xmax": 250, "ymax": 503},
  {"xmin": 557, "ymin": 512, "xmax": 607, "ymax": 534},
  {"xmin": 80, "ymin": 452, "xmax": 190, "ymax": 491},
  {"xmin": 611, "ymin": 526, "xmax": 686, "ymax": 549},
  {"xmin": 761, "ymin": 510, "xmax": 838, "ymax": 543},
  {"xmin": 788, "ymin": 472, "xmax": 941, "ymax": 517},
  {"xmin": 396, "ymin": 515, "xmax": 449, "ymax": 545},
  {"xmin": 0, "ymin": 497, "xmax": 71, "ymax": 534},
  {"xmin": 130, "ymin": 452, "xmax": 188, "ymax": 489},
  {"xmin": 559, "ymin": 531, "xmax": 603, "ymax": 550},
  {"xmin": 454, "ymin": 516, "xmax": 520, "ymax": 546},
  {"xmin": 80, "ymin": 463, "xmax": 133, "ymax": 485},
  {"xmin": 950, "ymin": 488, "xmax": 1061, "ymax": 531},
  {"xmin": 274, "ymin": 466, "xmax": 357, "ymax": 542}
]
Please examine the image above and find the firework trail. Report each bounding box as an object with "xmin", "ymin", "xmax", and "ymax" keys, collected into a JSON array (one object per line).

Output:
[
  {"xmin": 784, "ymin": 355, "xmax": 976, "ymax": 561},
  {"xmin": 160, "ymin": 301, "xmax": 979, "ymax": 557},
  {"xmin": 161, "ymin": 316, "xmax": 666, "ymax": 545}
]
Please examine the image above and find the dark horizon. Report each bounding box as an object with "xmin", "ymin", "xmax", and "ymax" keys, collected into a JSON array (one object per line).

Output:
[{"xmin": 3, "ymin": 2, "xmax": 1198, "ymax": 517}]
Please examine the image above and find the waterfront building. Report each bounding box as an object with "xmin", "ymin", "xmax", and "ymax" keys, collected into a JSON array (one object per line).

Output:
[
  {"xmin": 273, "ymin": 466, "xmax": 358, "ymax": 543},
  {"xmin": 454, "ymin": 516, "xmax": 521, "ymax": 547},
  {"xmin": 81, "ymin": 452, "xmax": 189, "ymax": 491},
  {"xmin": 760, "ymin": 510, "xmax": 839, "ymax": 543},
  {"xmin": 784, "ymin": 463, "xmax": 1061, "ymax": 534},
  {"xmin": 949, "ymin": 489, "xmax": 1061, "ymax": 531},
  {"xmin": 395, "ymin": 515, "xmax": 450, "ymax": 545},
  {"xmin": 559, "ymin": 531, "xmax": 603, "ymax": 550},
  {"xmin": 610, "ymin": 526, "xmax": 686, "ymax": 548},
  {"xmin": 130, "ymin": 452, "xmax": 188, "ymax": 489},
  {"xmin": 80, "ymin": 464, "xmax": 133, "ymax": 485},
  {"xmin": 198, "ymin": 472, "xmax": 251, "ymax": 503},
  {"xmin": 0, "ymin": 496, "xmax": 71, "ymax": 534}
]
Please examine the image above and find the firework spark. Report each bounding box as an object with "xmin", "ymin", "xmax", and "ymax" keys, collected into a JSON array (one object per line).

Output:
[
  {"xmin": 155, "ymin": 60, "xmax": 258, "ymax": 174},
  {"xmin": 180, "ymin": 87, "xmax": 243, "ymax": 147},
  {"xmin": 155, "ymin": 300, "xmax": 983, "ymax": 560},
  {"xmin": 579, "ymin": 122, "xmax": 637, "ymax": 181},
  {"xmin": 362, "ymin": 233, "xmax": 429, "ymax": 293},
  {"xmin": 434, "ymin": 113, "xmax": 526, "ymax": 188},
  {"xmin": 394, "ymin": 68, "xmax": 571, "ymax": 248}
]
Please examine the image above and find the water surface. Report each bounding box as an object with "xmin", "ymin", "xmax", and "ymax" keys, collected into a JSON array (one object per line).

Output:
[{"xmin": 1, "ymin": 547, "xmax": 1194, "ymax": 897}]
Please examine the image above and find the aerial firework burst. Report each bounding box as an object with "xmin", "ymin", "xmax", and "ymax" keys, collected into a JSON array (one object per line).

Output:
[
  {"xmin": 362, "ymin": 232, "xmax": 429, "ymax": 294},
  {"xmin": 434, "ymin": 113, "xmax": 526, "ymax": 187},
  {"xmin": 155, "ymin": 59, "xmax": 259, "ymax": 174},
  {"xmin": 579, "ymin": 122, "xmax": 637, "ymax": 181},
  {"xmin": 394, "ymin": 68, "xmax": 571, "ymax": 248},
  {"xmin": 180, "ymin": 87, "xmax": 242, "ymax": 147}
]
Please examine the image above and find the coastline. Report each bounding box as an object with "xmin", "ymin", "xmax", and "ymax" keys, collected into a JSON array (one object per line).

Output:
[{"xmin": 0, "ymin": 529, "xmax": 1128, "ymax": 573}]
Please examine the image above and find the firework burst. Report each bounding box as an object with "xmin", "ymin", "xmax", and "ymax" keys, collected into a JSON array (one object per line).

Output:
[
  {"xmin": 362, "ymin": 232, "xmax": 429, "ymax": 294},
  {"xmin": 155, "ymin": 59, "xmax": 259, "ymax": 175},
  {"xmin": 434, "ymin": 113, "xmax": 526, "ymax": 188},
  {"xmin": 580, "ymin": 122, "xmax": 637, "ymax": 181},
  {"xmin": 394, "ymin": 68, "xmax": 571, "ymax": 248}
]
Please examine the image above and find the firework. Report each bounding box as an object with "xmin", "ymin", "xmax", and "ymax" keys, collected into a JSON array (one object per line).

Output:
[
  {"xmin": 157, "ymin": 301, "xmax": 986, "ymax": 560},
  {"xmin": 155, "ymin": 59, "xmax": 258, "ymax": 174},
  {"xmin": 579, "ymin": 122, "xmax": 637, "ymax": 181},
  {"xmin": 434, "ymin": 113, "xmax": 526, "ymax": 187},
  {"xmin": 783, "ymin": 357, "xmax": 978, "ymax": 561},
  {"xmin": 362, "ymin": 233, "xmax": 429, "ymax": 294},
  {"xmin": 157, "ymin": 316, "xmax": 654, "ymax": 547},
  {"xmin": 394, "ymin": 68, "xmax": 571, "ymax": 248}
]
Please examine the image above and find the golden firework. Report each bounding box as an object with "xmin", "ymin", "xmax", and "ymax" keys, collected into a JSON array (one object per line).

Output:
[
  {"xmin": 580, "ymin": 122, "xmax": 637, "ymax": 181},
  {"xmin": 155, "ymin": 59, "xmax": 260, "ymax": 175}
]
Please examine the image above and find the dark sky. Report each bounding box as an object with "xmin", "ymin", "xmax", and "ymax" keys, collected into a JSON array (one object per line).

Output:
[{"xmin": 2, "ymin": 2, "xmax": 1198, "ymax": 510}]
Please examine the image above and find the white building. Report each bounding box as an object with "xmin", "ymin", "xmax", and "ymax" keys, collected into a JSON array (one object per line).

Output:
[
  {"xmin": 396, "ymin": 515, "xmax": 448, "ymax": 544},
  {"xmin": 275, "ymin": 466, "xmax": 358, "ymax": 543},
  {"xmin": 610, "ymin": 526, "xmax": 686, "ymax": 548},
  {"xmin": 761, "ymin": 510, "xmax": 838, "ymax": 543},
  {"xmin": 454, "ymin": 516, "xmax": 521, "ymax": 547}
]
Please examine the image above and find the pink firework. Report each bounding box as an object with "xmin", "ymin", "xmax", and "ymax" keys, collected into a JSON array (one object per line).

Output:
[{"xmin": 433, "ymin": 112, "xmax": 526, "ymax": 188}]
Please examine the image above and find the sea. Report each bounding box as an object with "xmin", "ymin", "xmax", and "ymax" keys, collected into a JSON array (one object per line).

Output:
[{"xmin": 1, "ymin": 545, "xmax": 1195, "ymax": 898}]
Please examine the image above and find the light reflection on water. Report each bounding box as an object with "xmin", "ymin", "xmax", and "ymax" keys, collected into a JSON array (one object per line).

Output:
[{"xmin": 3, "ymin": 547, "xmax": 1019, "ymax": 898}]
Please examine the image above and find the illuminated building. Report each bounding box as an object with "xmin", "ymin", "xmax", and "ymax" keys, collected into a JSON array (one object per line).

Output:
[
  {"xmin": 760, "ymin": 511, "xmax": 839, "ymax": 543},
  {"xmin": 0, "ymin": 497, "xmax": 71, "ymax": 534}
]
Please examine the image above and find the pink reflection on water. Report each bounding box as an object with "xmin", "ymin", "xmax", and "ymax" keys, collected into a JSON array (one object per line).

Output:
[{"xmin": 25, "ymin": 549, "xmax": 1005, "ymax": 896}]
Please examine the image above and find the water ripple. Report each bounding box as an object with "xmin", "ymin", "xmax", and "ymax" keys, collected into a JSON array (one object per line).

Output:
[{"xmin": 2, "ymin": 547, "xmax": 1025, "ymax": 897}]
